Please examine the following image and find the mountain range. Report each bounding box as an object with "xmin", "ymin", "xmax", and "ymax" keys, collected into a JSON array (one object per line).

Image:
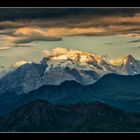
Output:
[
  {"xmin": 1, "ymin": 99, "xmax": 140, "ymax": 132},
  {"xmin": 1, "ymin": 73, "xmax": 140, "ymax": 117},
  {"xmin": 1, "ymin": 51, "xmax": 140, "ymax": 132},
  {"xmin": 1, "ymin": 51, "xmax": 140, "ymax": 95}
]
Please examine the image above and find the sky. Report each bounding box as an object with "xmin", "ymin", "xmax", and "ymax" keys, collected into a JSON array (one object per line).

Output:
[{"xmin": 1, "ymin": 8, "xmax": 140, "ymax": 76}]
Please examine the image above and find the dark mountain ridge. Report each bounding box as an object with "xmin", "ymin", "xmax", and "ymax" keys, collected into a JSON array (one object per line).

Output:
[
  {"xmin": 1, "ymin": 73, "xmax": 140, "ymax": 117},
  {"xmin": 0, "ymin": 99, "xmax": 140, "ymax": 132}
]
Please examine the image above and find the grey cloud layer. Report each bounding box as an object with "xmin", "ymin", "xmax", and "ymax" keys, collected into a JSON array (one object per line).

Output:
[
  {"xmin": 13, "ymin": 35, "xmax": 62, "ymax": 44},
  {"xmin": 1, "ymin": 9, "xmax": 140, "ymax": 47},
  {"xmin": 1, "ymin": 27, "xmax": 63, "ymax": 46},
  {"xmin": 1, "ymin": 12, "xmax": 140, "ymax": 36}
]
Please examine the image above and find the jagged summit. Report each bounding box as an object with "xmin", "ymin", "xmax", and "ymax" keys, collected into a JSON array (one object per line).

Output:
[
  {"xmin": 125, "ymin": 55, "xmax": 136, "ymax": 64},
  {"xmin": 109, "ymin": 54, "xmax": 137, "ymax": 66},
  {"xmin": 109, "ymin": 55, "xmax": 135, "ymax": 66},
  {"xmin": 126, "ymin": 54, "xmax": 134, "ymax": 60}
]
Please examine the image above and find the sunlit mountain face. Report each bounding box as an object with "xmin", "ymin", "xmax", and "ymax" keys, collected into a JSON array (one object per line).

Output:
[{"xmin": 1, "ymin": 8, "xmax": 140, "ymax": 132}]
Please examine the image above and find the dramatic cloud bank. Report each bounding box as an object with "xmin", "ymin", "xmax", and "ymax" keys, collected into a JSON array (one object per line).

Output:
[
  {"xmin": 0, "ymin": 12, "xmax": 140, "ymax": 28},
  {"xmin": 1, "ymin": 9, "xmax": 140, "ymax": 50}
]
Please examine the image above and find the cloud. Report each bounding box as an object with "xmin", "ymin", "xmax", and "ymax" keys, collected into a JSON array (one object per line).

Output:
[
  {"xmin": 0, "ymin": 47, "xmax": 11, "ymax": 50},
  {"xmin": 0, "ymin": 11, "xmax": 140, "ymax": 29},
  {"xmin": 3, "ymin": 27, "xmax": 62, "ymax": 44},
  {"xmin": 13, "ymin": 35, "xmax": 62, "ymax": 44},
  {"xmin": 0, "ymin": 21, "xmax": 25, "ymax": 29},
  {"xmin": 43, "ymin": 47, "xmax": 103, "ymax": 63},
  {"xmin": 43, "ymin": 47, "xmax": 81, "ymax": 58},
  {"xmin": 14, "ymin": 44, "xmax": 36, "ymax": 47},
  {"xmin": 13, "ymin": 60, "xmax": 32, "ymax": 68},
  {"xmin": 1, "ymin": 10, "xmax": 140, "ymax": 31},
  {"xmin": 127, "ymin": 39, "xmax": 140, "ymax": 43},
  {"xmin": 52, "ymin": 47, "xmax": 81, "ymax": 57},
  {"xmin": 0, "ymin": 29, "xmax": 14, "ymax": 35},
  {"xmin": 40, "ymin": 24, "xmax": 140, "ymax": 37},
  {"xmin": 44, "ymin": 47, "xmax": 69, "ymax": 57},
  {"xmin": 2, "ymin": 11, "xmax": 140, "ymax": 45},
  {"xmin": 125, "ymin": 33, "xmax": 140, "ymax": 39},
  {"xmin": 0, "ymin": 10, "xmax": 140, "ymax": 38},
  {"xmin": 104, "ymin": 42, "xmax": 113, "ymax": 45},
  {"xmin": 46, "ymin": 27, "xmax": 108, "ymax": 36},
  {"xmin": 15, "ymin": 27, "xmax": 43, "ymax": 35},
  {"xmin": 122, "ymin": 33, "xmax": 140, "ymax": 42},
  {"xmin": 109, "ymin": 58, "xmax": 127, "ymax": 66}
]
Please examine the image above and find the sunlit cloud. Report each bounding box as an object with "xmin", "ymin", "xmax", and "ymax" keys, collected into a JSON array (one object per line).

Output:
[
  {"xmin": 2, "ymin": 27, "xmax": 62, "ymax": 44},
  {"xmin": 3, "ymin": 25, "xmax": 140, "ymax": 48},
  {"xmin": 45, "ymin": 25, "xmax": 140, "ymax": 36},
  {"xmin": 15, "ymin": 27, "xmax": 46, "ymax": 36},
  {"xmin": 13, "ymin": 60, "xmax": 32, "ymax": 68},
  {"xmin": 124, "ymin": 33, "xmax": 140, "ymax": 39},
  {"xmin": 0, "ymin": 29, "xmax": 14, "ymax": 35},
  {"xmin": 0, "ymin": 47, "xmax": 11, "ymax": 50},
  {"xmin": 43, "ymin": 47, "xmax": 104, "ymax": 63},
  {"xmin": 1, "ymin": 12, "xmax": 140, "ymax": 48},
  {"xmin": 46, "ymin": 27, "xmax": 108, "ymax": 36},
  {"xmin": 109, "ymin": 58, "xmax": 127, "ymax": 66}
]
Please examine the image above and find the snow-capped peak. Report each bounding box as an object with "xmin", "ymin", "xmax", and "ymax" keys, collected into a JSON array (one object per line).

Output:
[
  {"xmin": 109, "ymin": 55, "xmax": 136, "ymax": 66},
  {"xmin": 109, "ymin": 54, "xmax": 140, "ymax": 75},
  {"xmin": 1, "ymin": 47, "xmax": 140, "ymax": 95},
  {"xmin": 43, "ymin": 47, "xmax": 104, "ymax": 64},
  {"xmin": 125, "ymin": 55, "xmax": 136, "ymax": 64}
]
